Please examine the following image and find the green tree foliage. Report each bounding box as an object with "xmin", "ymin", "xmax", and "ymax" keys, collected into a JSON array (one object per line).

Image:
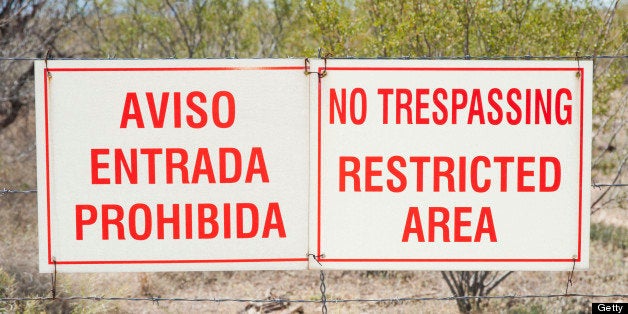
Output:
[
  {"xmin": 0, "ymin": 0, "xmax": 79, "ymax": 129},
  {"xmin": 0, "ymin": 268, "xmax": 15, "ymax": 311},
  {"xmin": 81, "ymin": 0, "xmax": 247, "ymax": 57},
  {"xmin": 248, "ymin": 0, "xmax": 310, "ymax": 56},
  {"xmin": 304, "ymin": 0, "xmax": 625, "ymax": 59},
  {"xmin": 305, "ymin": 0, "xmax": 357, "ymax": 55},
  {"xmin": 77, "ymin": 0, "xmax": 626, "ymax": 89},
  {"xmin": 80, "ymin": 0, "xmax": 311, "ymax": 58}
]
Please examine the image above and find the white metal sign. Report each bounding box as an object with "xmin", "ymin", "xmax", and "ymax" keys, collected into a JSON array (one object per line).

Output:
[
  {"xmin": 36, "ymin": 59, "xmax": 591, "ymax": 272},
  {"xmin": 36, "ymin": 60, "xmax": 310, "ymax": 272},
  {"xmin": 309, "ymin": 60, "xmax": 591, "ymax": 270}
]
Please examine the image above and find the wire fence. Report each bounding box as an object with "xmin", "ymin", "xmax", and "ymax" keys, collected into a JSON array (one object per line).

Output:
[
  {"xmin": 3, "ymin": 183, "xmax": 628, "ymax": 196},
  {"xmin": 1, "ymin": 293, "xmax": 628, "ymax": 303},
  {"xmin": 1, "ymin": 53, "xmax": 627, "ymax": 312},
  {"xmin": 0, "ymin": 54, "xmax": 627, "ymax": 61}
]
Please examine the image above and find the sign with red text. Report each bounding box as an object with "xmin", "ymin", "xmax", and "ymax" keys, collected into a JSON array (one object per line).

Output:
[
  {"xmin": 36, "ymin": 59, "xmax": 309, "ymax": 272},
  {"xmin": 36, "ymin": 59, "xmax": 592, "ymax": 272},
  {"xmin": 309, "ymin": 60, "xmax": 592, "ymax": 270}
]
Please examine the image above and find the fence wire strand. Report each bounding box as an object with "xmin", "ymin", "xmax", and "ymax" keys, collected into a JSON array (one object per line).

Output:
[
  {"xmin": 0, "ymin": 188, "xmax": 37, "ymax": 196},
  {"xmin": 0, "ymin": 55, "xmax": 627, "ymax": 61},
  {"xmin": 0, "ymin": 293, "xmax": 626, "ymax": 304},
  {"xmin": 2, "ymin": 182, "xmax": 626, "ymax": 196},
  {"xmin": 6, "ymin": 183, "xmax": 628, "ymax": 196}
]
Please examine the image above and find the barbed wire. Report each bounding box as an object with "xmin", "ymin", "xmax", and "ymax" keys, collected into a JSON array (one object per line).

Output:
[
  {"xmin": 0, "ymin": 188, "xmax": 37, "ymax": 196},
  {"xmin": 3, "ymin": 182, "xmax": 627, "ymax": 197},
  {"xmin": 0, "ymin": 55, "xmax": 627, "ymax": 61},
  {"xmin": 0, "ymin": 293, "xmax": 626, "ymax": 304},
  {"xmin": 592, "ymin": 183, "xmax": 628, "ymax": 188}
]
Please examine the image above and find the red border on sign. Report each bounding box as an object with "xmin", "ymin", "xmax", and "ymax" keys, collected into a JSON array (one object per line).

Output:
[
  {"xmin": 316, "ymin": 66, "xmax": 586, "ymax": 263},
  {"xmin": 43, "ymin": 66, "xmax": 308, "ymax": 265}
]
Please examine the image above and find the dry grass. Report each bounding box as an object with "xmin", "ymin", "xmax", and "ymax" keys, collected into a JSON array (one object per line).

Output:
[
  {"xmin": 32, "ymin": 236, "xmax": 623, "ymax": 313},
  {"xmin": 35, "ymin": 232, "xmax": 628, "ymax": 313}
]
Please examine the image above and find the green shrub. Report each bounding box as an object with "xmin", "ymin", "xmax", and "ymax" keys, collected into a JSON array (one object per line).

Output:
[
  {"xmin": 591, "ymin": 222, "xmax": 628, "ymax": 250},
  {"xmin": 0, "ymin": 268, "xmax": 16, "ymax": 311}
]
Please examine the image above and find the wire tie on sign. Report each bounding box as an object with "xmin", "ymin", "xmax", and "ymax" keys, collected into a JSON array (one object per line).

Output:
[
  {"xmin": 320, "ymin": 53, "xmax": 332, "ymax": 78},
  {"xmin": 565, "ymin": 257, "xmax": 576, "ymax": 295},
  {"xmin": 51, "ymin": 258, "xmax": 57, "ymax": 300},
  {"xmin": 307, "ymin": 253, "xmax": 323, "ymax": 266},
  {"xmin": 304, "ymin": 57, "xmax": 311, "ymax": 75},
  {"xmin": 45, "ymin": 49, "xmax": 52, "ymax": 79},
  {"xmin": 304, "ymin": 53, "xmax": 331, "ymax": 78}
]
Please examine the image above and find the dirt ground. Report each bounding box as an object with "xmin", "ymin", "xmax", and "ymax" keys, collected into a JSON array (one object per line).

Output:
[{"xmin": 40, "ymin": 228, "xmax": 621, "ymax": 313}]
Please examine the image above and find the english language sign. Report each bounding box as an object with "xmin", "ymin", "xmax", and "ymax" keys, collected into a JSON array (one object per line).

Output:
[
  {"xmin": 36, "ymin": 59, "xmax": 591, "ymax": 272},
  {"xmin": 310, "ymin": 60, "xmax": 591, "ymax": 270}
]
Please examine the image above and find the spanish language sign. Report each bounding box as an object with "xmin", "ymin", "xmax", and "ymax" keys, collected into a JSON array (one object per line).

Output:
[
  {"xmin": 310, "ymin": 59, "xmax": 591, "ymax": 270},
  {"xmin": 36, "ymin": 59, "xmax": 591, "ymax": 272},
  {"xmin": 36, "ymin": 60, "xmax": 310, "ymax": 272}
]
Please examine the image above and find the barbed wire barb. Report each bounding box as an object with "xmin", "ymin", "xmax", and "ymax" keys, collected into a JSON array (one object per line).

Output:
[{"xmin": 0, "ymin": 188, "xmax": 37, "ymax": 196}]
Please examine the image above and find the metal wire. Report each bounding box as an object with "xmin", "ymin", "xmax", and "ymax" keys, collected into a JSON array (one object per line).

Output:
[
  {"xmin": 320, "ymin": 270, "xmax": 327, "ymax": 314},
  {"xmin": 0, "ymin": 188, "xmax": 37, "ymax": 196},
  {"xmin": 592, "ymin": 183, "xmax": 628, "ymax": 188},
  {"xmin": 5, "ymin": 183, "xmax": 627, "ymax": 196},
  {"xmin": 0, "ymin": 55, "xmax": 626, "ymax": 61},
  {"xmin": 0, "ymin": 293, "xmax": 626, "ymax": 304}
]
